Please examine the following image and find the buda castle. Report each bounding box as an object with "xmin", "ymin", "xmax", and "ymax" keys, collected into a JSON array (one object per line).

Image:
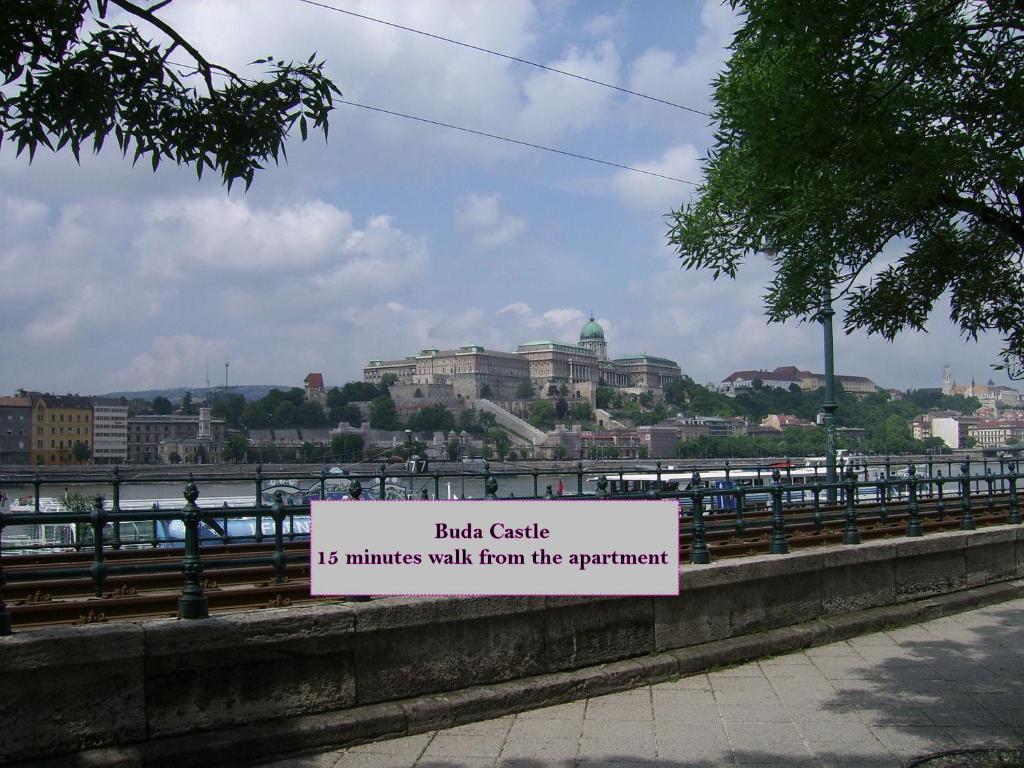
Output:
[{"xmin": 363, "ymin": 317, "xmax": 682, "ymax": 405}]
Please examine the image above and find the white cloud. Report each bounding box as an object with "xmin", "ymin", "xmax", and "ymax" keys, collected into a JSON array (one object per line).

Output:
[
  {"xmin": 310, "ymin": 214, "xmax": 429, "ymax": 293},
  {"xmin": 584, "ymin": 13, "xmax": 622, "ymax": 37},
  {"xmin": 516, "ymin": 41, "xmax": 622, "ymax": 143},
  {"xmin": 134, "ymin": 197, "xmax": 353, "ymax": 279},
  {"xmin": 108, "ymin": 335, "xmax": 233, "ymax": 391},
  {"xmin": 454, "ymin": 194, "xmax": 527, "ymax": 249},
  {"xmin": 626, "ymin": 0, "xmax": 739, "ymax": 137},
  {"xmin": 612, "ymin": 144, "xmax": 702, "ymax": 211}
]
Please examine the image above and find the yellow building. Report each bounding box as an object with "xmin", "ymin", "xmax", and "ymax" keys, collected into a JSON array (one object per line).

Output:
[{"xmin": 20, "ymin": 391, "xmax": 94, "ymax": 465}]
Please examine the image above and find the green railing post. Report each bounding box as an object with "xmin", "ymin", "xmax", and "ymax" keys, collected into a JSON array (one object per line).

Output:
[
  {"xmin": 734, "ymin": 489, "xmax": 746, "ymax": 538},
  {"xmin": 178, "ymin": 476, "xmax": 209, "ymax": 619},
  {"xmin": 318, "ymin": 469, "xmax": 327, "ymax": 501},
  {"xmin": 33, "ymin": 473, "xmax": 40, "ymax": 513},
  {"xmin": 90, "ymin": 494, "xmax": 107, "ymax": 597},
  {"xmin": 433, "ymin": 471, "xmax": 440, "ymax": 500},
  {"xmin": 221, "ymin": 502, "xmax": 231, "ymax": 544},
  {"xmin": 906, "ymin": 464, "xmax": 922, "ymax": 537},
  {"xmin": 532, "ymin": 470, "xmax": 539, "ymax": 498},
  {"xmin": 769, "ymin": 469, "xmax": 788, "ymax": 554},
  {"xmin": 812, "ymin": 485, "xmax": 822, "ymax": 535},
  {"xmin": 271, "ymin": 490, "xmax": 287, "ymax": 585},
  {"xmin": 689, "ymin": 472, "xmax": 710, "ymax": 564},
  {"xmin": 878, "ymin": 471, "xmax": 890, "ymax": 525},
  {"xmin": 111, "ymin": 466, "xmax": 122, "ymax": 550},
  {"xmin": 935, "ymin": 471, "xmax": 945, "ymax": 520},
  {"xmin": 577, "ymin": 461, "xmax": 585, "ymax": 496},
  {"xmin": 150, "ymin": 503, "xmax": 159, "ymax": 547},
  {"xmin": 378, "ymin": 463, "xmax": 387, "ymax": 500},
  {"xmin": 254, "ymin": 463, "xmax": 264, "ymax": 544},
  {"xmin": 484, "ymin": 461, "xmax": 498, "ymax": 499},
  {"xmin": 985, "ymin": 469, "xmax": 995, "ymax": 515},
  {"xmin": 842, "ymin": 468, "xmax": 860, "ymax": 545},
  {"xmin": 1007, "ymin": 463, "xmax": 1020, "ymax": 525},
  {"xmin": 959, "ymin": 462, "xmax": 975, "ymax": 531},
  {"xmin": 0, "ymin": 513, "xmax": 11, "ymax": 635}
]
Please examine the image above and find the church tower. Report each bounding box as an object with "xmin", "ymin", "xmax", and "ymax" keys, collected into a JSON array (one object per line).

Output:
[{"xmin": 942, "ymin": 364, "xmax": 954, "ymax": 396}]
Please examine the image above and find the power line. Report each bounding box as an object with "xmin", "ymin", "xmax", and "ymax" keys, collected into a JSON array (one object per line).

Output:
[
  {"xmin": 166, "ymin": 60, "xmax": 699, "ymax": 184},
  {"xmin": 294, "ymin": 0, "xmax": 712, "ymax": 118},
  {"xmin": 335, "ymin": 99, "xmax": 700, "ymax": 185}
]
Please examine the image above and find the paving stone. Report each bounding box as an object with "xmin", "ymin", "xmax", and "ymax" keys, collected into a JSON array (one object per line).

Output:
[
  {"xmin": 514, "ymin": 701, "xmax": 585, "ymax": 720},
  {"xmin": 710, "ymin": 676, "xmax": 777, "ymax": 693},
  {"xmin": 652, "ymin": 673, "xmax": 712, "ymax": 690},
  {"xmin": 498, "ymin": 736, "xmax": 578, "ymax": 761},
  {"xmin": 577, "ymin": 735, "xmax": 657, "ymax": 761},
  {"xmin": 724, "ymin": 721, "xmax": 804, "ymax": 748},
  {"xmin": 652, "ymin": 688, "xmax": 717, "ymax": 708},
  {"xmin": 850, "ymin": 707, "xmax": 937, "ymax": 727},
  {"xmin": 807, "ymin": 743, "xmax": 903, "ymax": 768},
  {"xmin": 709, "ymin": 664, "xmax": 766, "ymax": 679},
  {"xmin": 783, "ymin": 706, "xmax": 857, "ymax": 724},
  {"xmin": 332, "ymin": 754, "xmax": 417, "ymax": 768},
  {"xmin": 922, "ymin": 707, "xmax": 1006, "ymax": 727},
  {"xmin": 439, "ymin": 720, "xmax": 513, "ymax": 738},
  {"xmin": 716, "ymin": 705, "xmax": 793, "ymax": 724},
  {"xmin": 713, "ymin": 689, "xmax": 781, "ymax": 707},
  {"xmin": 944, "ymin": 725, "xmax": 1024, "ymax": 746},
  {"xmin": 506, "ymin": 717, "xmax": 582, "ymax": 740},
  {"xmin": 422, "ymin": 732, "xmax": 506, "ymax": 759},
  {"xmin": 346, "ymin": 734, "xmax": 433, "ymax": 757},
  {"xmin": 868, "ymin": 725, "xmax": 959, "ymax": 752},
  {"xmin": 585, "ymin": 693, "xmax": 653, "ymax": 721},
  {"xmin": 654, "ymin": 720, "xmax": 728, "ymax": 746},
  {"xmin": 581, "ymin": 719, "xmax": 655, "ymax": 741},
  {"xmin": 418, "ymin": 760, "xmax": 497, "ymax": 768},
  {"xmin": 795, "ymin": 721, "xmax": 878, "ymax": 742}
]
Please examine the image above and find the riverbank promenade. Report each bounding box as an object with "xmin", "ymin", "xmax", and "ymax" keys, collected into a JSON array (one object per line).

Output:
[{"xmin": 259, "ymin": 598, "xmax": 1023, "ymax": 768}]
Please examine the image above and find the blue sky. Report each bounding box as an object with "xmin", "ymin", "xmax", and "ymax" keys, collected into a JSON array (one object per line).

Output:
[{"xmin": 0, "ymin": 0, "xmax": 1014, "ymax": 396}]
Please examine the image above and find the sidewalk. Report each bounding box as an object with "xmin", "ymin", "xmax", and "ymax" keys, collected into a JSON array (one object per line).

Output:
[{"xmin": 260, "ymin": 598, "xmax": 1024, "ymax": 767}]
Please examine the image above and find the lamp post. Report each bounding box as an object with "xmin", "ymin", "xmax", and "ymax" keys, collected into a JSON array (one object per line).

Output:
[
  {"xmin": 763, "ymin": 245, "xmax": 838, "ymax": 502},
  {"xmin": 820, "ymin": 285, "xmax": 839, "ymax": 503}
]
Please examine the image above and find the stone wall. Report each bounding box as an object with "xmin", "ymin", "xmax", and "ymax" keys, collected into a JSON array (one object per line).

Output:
[{"xmin": 3, "ymin": 526, "xmax": 1022, "ymax": 765}]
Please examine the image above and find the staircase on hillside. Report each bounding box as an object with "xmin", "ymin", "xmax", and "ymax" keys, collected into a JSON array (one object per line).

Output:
[{"xmin": 469, "ymin": 399, "xmax": 548, "ymax": 446}]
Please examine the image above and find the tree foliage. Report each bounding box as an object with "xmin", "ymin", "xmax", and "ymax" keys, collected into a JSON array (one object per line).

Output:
[
  {"xmin": 3, "ymin": 0, "xmax": 341, "ymax": 189},
  {"xmin": 668, "ymin": 0, "xmax": 1024, "ymax": 376}
]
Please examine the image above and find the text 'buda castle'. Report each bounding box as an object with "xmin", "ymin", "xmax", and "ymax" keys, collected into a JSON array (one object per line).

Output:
[{"xmin": 363, "ymin": 317, "xmax": 682, "ymax": 405}]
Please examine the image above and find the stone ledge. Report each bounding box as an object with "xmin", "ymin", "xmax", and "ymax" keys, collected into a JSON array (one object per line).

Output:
[{"xmin": 20, "ymin": 579, "xmax": 1022, "ymax": 768}]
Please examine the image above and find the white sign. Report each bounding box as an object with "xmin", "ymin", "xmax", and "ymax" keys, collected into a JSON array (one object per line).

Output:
[{"xmin": 310, "ymin": 499, "xmax": 679, "ymax": 597}]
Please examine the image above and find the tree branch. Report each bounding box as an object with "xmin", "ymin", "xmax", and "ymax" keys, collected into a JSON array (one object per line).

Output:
[
  {"xmin": 939, "ymin": 192, "xmax": 1024, "ymax": 250},
  {"xmin": 107, "ymin": 0, "xmax": 226, "ymax": 92}
]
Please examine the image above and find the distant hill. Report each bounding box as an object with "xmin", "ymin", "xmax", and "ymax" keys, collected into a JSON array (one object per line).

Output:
[{"xmin": 100, "ymin": 385, "xmax": 291, "ymax": 403}]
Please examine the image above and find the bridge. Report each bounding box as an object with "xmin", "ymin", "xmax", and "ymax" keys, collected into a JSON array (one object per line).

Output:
[{"xmin": 1, "ymin": 458, "xmax": 1022, "ymax": 766}]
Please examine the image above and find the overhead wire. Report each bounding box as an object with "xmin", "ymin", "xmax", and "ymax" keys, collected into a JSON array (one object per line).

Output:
[
  {"xmin": 168, "ymin": 59, "xmax": 700, "ymax": 185},
  {"xmin": 334, "ymin": 99, "xmax": 700, "ymax": 185},
  {"xmin": 294, "ymin": 0, "xmax": 712, "ymax": 118}
]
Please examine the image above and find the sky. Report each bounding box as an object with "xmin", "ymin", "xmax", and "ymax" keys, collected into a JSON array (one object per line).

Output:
[{"xmin": 1, "ymin": 0, "xmax": 1015, "ymax": 397}]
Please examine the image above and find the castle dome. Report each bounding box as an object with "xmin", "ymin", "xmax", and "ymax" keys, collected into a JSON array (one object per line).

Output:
[{"xmin": 580, "ymin": 317, "xmax": 605, "ymax": 340}]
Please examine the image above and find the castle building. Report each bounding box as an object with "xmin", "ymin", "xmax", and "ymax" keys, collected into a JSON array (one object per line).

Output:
[{"xmin": 364, "ymin": 317, "xmax": 682, "ymax": 404}]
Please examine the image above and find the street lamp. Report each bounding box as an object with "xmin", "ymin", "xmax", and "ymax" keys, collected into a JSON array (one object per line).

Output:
[
  {"xmin": 819, "ymin": 284, "xmax": 839, "ymax": 503},
  {"xmin": 763, "ymin": 245, "xmax": 838, "ymax": 502}
]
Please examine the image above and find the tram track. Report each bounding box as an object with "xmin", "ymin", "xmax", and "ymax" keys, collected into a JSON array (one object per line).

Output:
[{"xmin": 3, "ymin": 494, "xmax": 1016, "ymax": 630}]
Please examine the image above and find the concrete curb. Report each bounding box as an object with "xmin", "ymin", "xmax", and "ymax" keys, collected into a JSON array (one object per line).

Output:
[{"xmin": 21, "ymin": 578, "xmax": 1022, "ymax": 768}]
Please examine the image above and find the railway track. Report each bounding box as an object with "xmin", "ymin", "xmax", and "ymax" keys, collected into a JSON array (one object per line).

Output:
[{"xmin": 3, "ymin": 494, "xmax": 1017, "ymax": 630}]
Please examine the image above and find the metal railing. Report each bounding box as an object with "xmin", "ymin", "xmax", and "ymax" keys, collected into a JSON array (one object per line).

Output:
[{"xmin": 1, "ymin": 456, "xmax": 1020, "ymax": 635}]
